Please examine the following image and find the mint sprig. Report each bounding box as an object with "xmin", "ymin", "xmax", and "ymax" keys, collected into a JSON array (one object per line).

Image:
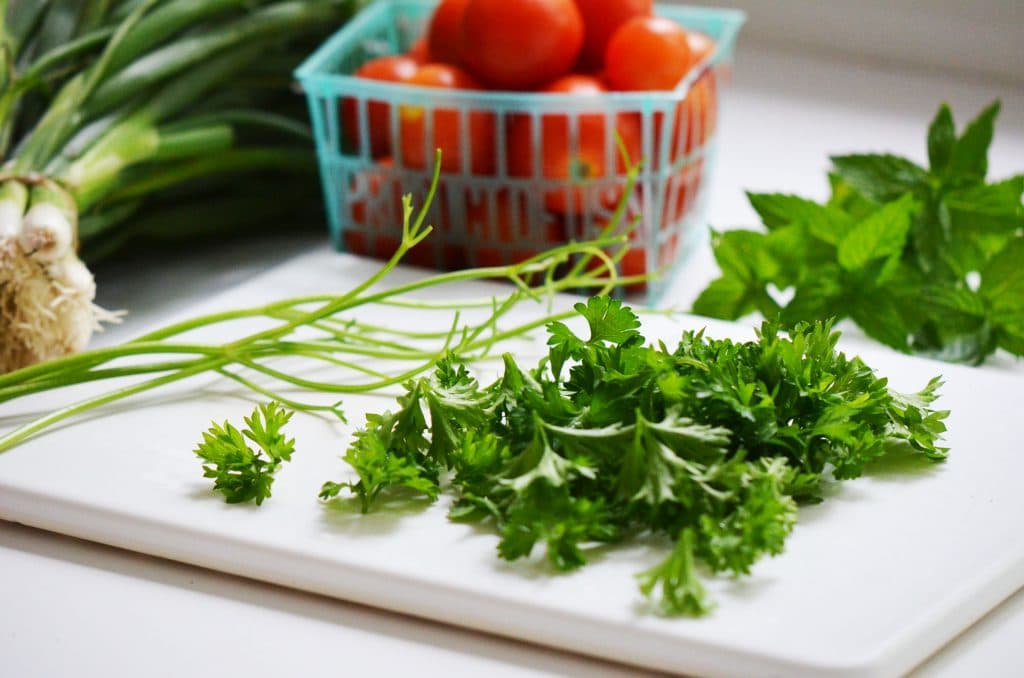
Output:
[{"xmin": 694, "ymin": 101, "xmax": 1023, "ymax": 365}]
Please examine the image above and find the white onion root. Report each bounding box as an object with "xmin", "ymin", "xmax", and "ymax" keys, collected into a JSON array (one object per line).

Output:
[{"xmin": 0, "ymin": 179, "xmax": 121, "ymax": 373}]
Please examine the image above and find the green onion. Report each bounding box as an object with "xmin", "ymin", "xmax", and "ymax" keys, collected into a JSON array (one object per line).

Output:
[
  {"xmin": 0, "ymin": 0, "xmax": 359, "ymax": 372},
  {"xmin": 0, "ymin": 158, "xmax": 649, "ymax": 453}
]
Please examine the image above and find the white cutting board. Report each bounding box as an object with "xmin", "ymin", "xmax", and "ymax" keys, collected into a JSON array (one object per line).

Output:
[{"xmin": 1, "ymin": 250, "xmax": 1021, "ymax": 678}]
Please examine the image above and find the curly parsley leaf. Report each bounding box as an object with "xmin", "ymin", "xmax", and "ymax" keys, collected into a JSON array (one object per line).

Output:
[
  {"xmin": 319, "ymin": 384, "xmax": 438, "ymax": 513},
  {"xmin": 194, "ymin": 402, "xmax": 295, "ymax": 506},
  {"xmin": 325, "ymin": 300, "xmax": 948, "ymax": 616},
  {"xmin": 637, "ymin": 529, "xmax": 713, "ymax": 617}
]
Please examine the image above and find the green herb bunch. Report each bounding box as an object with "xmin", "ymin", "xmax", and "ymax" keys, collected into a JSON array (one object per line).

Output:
[
  {"xmin": 693, "ymin": 101, "xmax": 1023, "ymax": 365},
  {"xmin": 2, "ymin": 0, "xmax": 358, "ymax": 260},
  {"xmin": 321, "ymin": 297, "xmax": 949, "ymax": 615}
]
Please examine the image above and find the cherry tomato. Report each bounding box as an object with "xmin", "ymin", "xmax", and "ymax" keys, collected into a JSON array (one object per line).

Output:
[
  {"xmin": 460, "ymin": 0, "xmax": 584, "ymax": 90},
  {"xmin": 685, "ymin": 75, "xmax": 717, "ymax": 149},
  {"xmin": 605, "ymin": 17, "xmax": 694, "ymax": 91},
  {"xmin": 342, "ymin": 56, "xmax": 418, "ymax": 158},
  {"xmin": 686, "ymin": 30, "xmax": 715, "ymax": 63},
  {"xmin": 463, "ymin": 190, "xmax": 567, "ymax": 268},
  {"xmin": 663, "ymin": 32, "xmax": 718, "ymax": 161},
  {"xmin": 507, "ymin": 75, "xmax": 642, "ymax": 215},
  {"xmin": 682, "ymin": 30, "xmax": 717, "ymax": 151},
  {"xmin": 582, "ymin": 243, "xmax": 650, "ymax": 293},
  {"xmin": 660, "ymin": 158, "xmax": 703, "ymax": 228},
  {"xmin": 573, "ymin": 0, "xmax": 652, "ymax": 70},
  {"xmin": 426, "ymin": 0, "xmax": 469, "ymax": 65},
  {"xmin": 349, "ymin": 158, "xmax": 395, "ymax": 229},
  {"xmin": 399, "ymin": 64, "xmax": 496, "ymax": 174},
  {"xmin": 407, "ymin": 36, "xmax": 432, "ymax": 64}
]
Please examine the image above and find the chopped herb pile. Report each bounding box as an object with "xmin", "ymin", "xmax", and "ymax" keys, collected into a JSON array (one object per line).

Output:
[
  {"xmin": 693, "ymin": 101, "xmax": 1024, "ymax": 365},
  {"xmin": 195, "ymin": 402, "xmax": 296, "ymax": 505},
  {"xmin": 321, "ymin": 298, "xmax": 948, "ymax": 615}
]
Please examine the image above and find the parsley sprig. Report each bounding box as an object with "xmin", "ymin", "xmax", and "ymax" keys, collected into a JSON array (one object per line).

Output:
[
  {"xmin": 322, "ymin": 298, "xmax": 948, "ymax": 615},
  {"xmin": 195, "ymin": 402, "xmax": 296, "ymax": 505},
  {"xmin": 693, "ymin": 101, "xmax": 1023, "ymax": 364}
]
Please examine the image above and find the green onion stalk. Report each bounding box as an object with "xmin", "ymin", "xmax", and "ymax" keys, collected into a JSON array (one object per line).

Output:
[
  {"xmin": 0, "ymin": 156, "xmax": 651, "ymax": 454},
  {"xmin": 0, "ymin": 0, "xmax": 359, "ymax": 373}
]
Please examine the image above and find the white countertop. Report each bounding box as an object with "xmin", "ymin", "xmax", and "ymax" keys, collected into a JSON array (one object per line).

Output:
[{"xmin": 3, "ymin": 44, "xmax": 1023, "ymax": 677}]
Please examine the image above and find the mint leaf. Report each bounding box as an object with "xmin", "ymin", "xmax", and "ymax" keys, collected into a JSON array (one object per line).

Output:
[
  {"xmin": 946, "ymin": 176, "xmax": 1024, "ymax": 233},
  {"xmin": 848, "ymin": 295, "xmax": 914, "ymax": 352},
  {"xmin": 748, "ymin": 192, "xmax": 855, "ymax": 243},
  {"xmin": 692, "ymin": 275, "xmax": 754, "ymax": 320},
  {"xmin": 948, "ymin": 101, "xmax": 1000, "ymax": 184},
  {"xmin": 837, "ymin": 194, "xmax": 916, "ymax": 271},
  {"xmin": 829, "ymin": 173, "xmax": 879, "ymax": 220},
  {"xmin": 918, "ymin": 286, "xmax": 988, "ymax": 332},
  {"xmin": 710, "ymin": 229, "xmax": 778, "ymax": 281},
  {"xmin": 747, "ymin": 192, "xmax": 816, "ymax": 229},
  {"xmin": 764, "ymin": 223, "xmax": 834, "ymax": 285},
  {"xmin": 980, "ymin": 239, "xmax": 1024, "ymax": 319},
  {"xmin": 927, "ymin": 104, "xmax": 956, "ymax": 174},
  {"xmin": 998, "ymin": 324, "xmax": 1024, "ymax": 355},
  {"xmin": 830, "ymin": 154, "xmax": 928, "ymax": 203},
  {"xmin": 778, "ymin": 268, "xmax": 844, "ymax": 326}
]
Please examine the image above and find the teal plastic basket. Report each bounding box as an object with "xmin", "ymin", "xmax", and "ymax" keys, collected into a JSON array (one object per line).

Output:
[{"xmin": 296, "ymin": 0, "xmax": 745, "ymax": 302}]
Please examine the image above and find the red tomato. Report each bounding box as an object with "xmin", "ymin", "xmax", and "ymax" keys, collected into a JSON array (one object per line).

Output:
[
  {"xmin": 662, "ymin": 32, "xmax": 718, "ymax": 162},
  {"xmin": 407, "ymin": 36, "xmax": 431, "ymax": 64},
  {"xmin": 583, "ymin": 243, "xmax": 650, "ymax": 293},
  {"xmin": 426, "ymin": 0, "xmax": 469, "ymax": 65},
  {"xmin": 349, "ymin": 158, "xmax": 395, "ymax": 229},
  {"xmin": 681, "ymin": 31, "xmax": 717, "ymax": 152},
  {"xmin": 605, "ymin": 17, "xmax": 694, "ymax": 91},
  {"xmin": 464, "ymin": 190, "xmax": 567, "ymax": 268},
  {"xmin": 573, "ymin": 0, "xmax": 652, "ymax": 69},
  {"xmin": 644, "ymin": 30, "xmax": 716, "ymax": 166},
  {"xmin": 506, "ymin": 75, "xmax": 642, "ymax": 215},
  {"xmin": 684, "ymin": 75, "xmax": 718, "ymax": 150},
  {"xmin": 342, "ymin": 56, "xmax": 418, "ymax": 158},
  {"xmin": 399, "ymin": 64, "xmax": 496, "ymax": 174},
  {"xmin": 660, "ymin": 158, "xmax": 703, "ymax": 228},
  {"xmin": 686, "ymin": 30, "xmax": 715, "ymax": 62},
  {"xmin": 460, "ymin": 0, "xmax": 584, "ymax": 90}
]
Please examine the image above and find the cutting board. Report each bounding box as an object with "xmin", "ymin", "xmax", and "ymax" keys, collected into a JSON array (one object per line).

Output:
[{"xmin": 1, "ymin": 250, "xmax": 1021, "ymax": 678}]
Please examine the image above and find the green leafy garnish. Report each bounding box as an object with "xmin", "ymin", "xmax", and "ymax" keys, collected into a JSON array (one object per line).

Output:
[
  {"xmin": 195, "ymin": 402, "xmax": 296, "ymax": 505},
  {"xmin": 694, "ymin": 101, "xmax": 1023, "ymax": 364},
  {"xmin": 322, "ymin": 300, "xmax": 948, "ymax": 615}
]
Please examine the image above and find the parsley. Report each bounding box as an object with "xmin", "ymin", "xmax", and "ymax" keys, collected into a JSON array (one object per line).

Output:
[
  {"xmin": 322, "ymin": 298, "xmax": 948, "ymax": 615},
  {"xmin": 693, "ymin": 101, "xmax": 1024, "ymax": 365},
  {"xmin": 194, "ymin": 402, "xmax": 296, "ymax": 505}
]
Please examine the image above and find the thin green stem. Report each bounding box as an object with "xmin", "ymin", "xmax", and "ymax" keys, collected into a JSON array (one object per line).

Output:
[
  {"xmin": 249, "ymin": 341, "xmax": 426, "ymax": 362},
  {"xmin": 0, "ymin": 358, "xmax": 208, "ymax": 402},
  {"xmin": 0, "ymin": 343, "xmax": 226, "ymax": 389},
  {"xmin": 270, "ymin": 351, "xmax": 394, "ymax": 382},
  {"xmin": 215, "ymin": 368, "xmax": 345, "ymax": 420},
  {"xmin": 0, "ymin": 357, "xmax": 226, "ymax": 454}
]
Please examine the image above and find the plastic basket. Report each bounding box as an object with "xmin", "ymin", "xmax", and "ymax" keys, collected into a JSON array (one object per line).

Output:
[{"xmin": 296, "ymin": 0, "xmax": 745, "ymax": 303}]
